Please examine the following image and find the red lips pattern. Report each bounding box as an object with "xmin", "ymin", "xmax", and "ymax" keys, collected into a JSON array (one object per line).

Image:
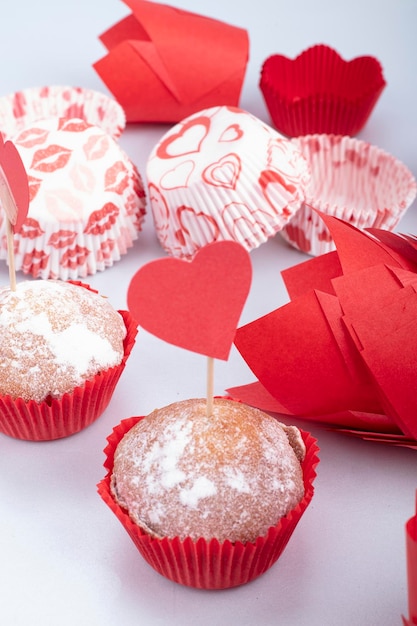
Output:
[
  {"xmin": 147, "ymin": 106, "xmax": 310, "ymax": 258},
  {"xmin": 0, "ymin": 116, "xmax": 146, "ymax": 280},
  {"xmin": 84, "ymin": 203, "xmax": 120, "ymax": 235}
]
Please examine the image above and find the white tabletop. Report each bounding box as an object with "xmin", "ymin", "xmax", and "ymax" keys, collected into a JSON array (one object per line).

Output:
[{"xmin": 1, "ymin": 1, "xmax": 417, "ymax": 625}]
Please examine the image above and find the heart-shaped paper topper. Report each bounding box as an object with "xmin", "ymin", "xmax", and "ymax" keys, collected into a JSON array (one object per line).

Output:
[
  {"xmin": 127, "ymin": 240, "xmax": 252, "ymax": 360},
  {"xmin": 0, "ymin": 133, "xmax": 29, "ymax": 231}
]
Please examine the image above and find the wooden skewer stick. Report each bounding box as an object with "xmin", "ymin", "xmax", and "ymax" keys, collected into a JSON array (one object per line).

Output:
[
  {"xmin": 6, "ymin": 218, "xmax": 16, "ymax": 291},
  {"xmin": 206, "ymin": 356, "xmax": 214, "ymax": 417}
]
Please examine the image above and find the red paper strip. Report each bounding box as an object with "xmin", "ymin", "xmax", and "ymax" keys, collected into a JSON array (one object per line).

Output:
[
  {"xmin": 127, "ymin": 241, "xmax": 252, "ymax": 360},
  {"xmin": 282, "ymin": 249, "xmax": 342, "ymax": 300},
  {"xmin": 234, "ymin": 289, "xmax": 379, "ymax": 415}
]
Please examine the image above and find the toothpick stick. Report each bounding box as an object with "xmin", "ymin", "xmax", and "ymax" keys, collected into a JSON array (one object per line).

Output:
[
  {"xmin": 206, "ymin": 356, "xmax": 214, "ymax": 417},
  {"xmin": 5, "ymin": 218, "xmax": 16, "ymax": 291}
]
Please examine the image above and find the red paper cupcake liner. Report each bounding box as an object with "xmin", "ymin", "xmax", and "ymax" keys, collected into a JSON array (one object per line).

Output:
[
  {"xmin": 0, "ymin": 302, "xmax": 138, "ymax": 442},
  {"xmin": 98, "ymin": 415, "xmax": 319, "ymax": 589},
  {"xmin": 260, "ymin": 44, "xmax": 386, "ymax": 137}
]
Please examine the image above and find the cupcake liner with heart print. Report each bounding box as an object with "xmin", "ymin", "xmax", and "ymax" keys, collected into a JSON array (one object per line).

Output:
[
  {"xmin": 280, "ymin": 134, "xmax": 417, "ymax": 256},
  {"xmin": 146, "ymin": 105, "xmax": 311, "ymax": 258},
  {"xmin": 0, "ymin": 116, "xmax": 146, "ymax": 280},
  {"xmin": 0, "ymin": 85, "xmax": 126, "ymax": 140}
]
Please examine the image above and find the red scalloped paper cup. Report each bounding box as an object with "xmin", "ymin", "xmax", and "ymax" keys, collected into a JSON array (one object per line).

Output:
[
  {"xmin": 0, "ymin": 309, "xmax": 137, "ymax": 441},
  {"xmin": 280, "ymin": 134, "xmax": 417, "ymax": 256},
  {"xmin": 98, "ymin": 415, "xmax": 319, "ymax": 589},
  {"xmin": 0, "ymin": 85, "xmax": 126, "ymax": 140},
  {"xmin": 260, "ymin": 44, "xmax": 386, "ymax": 137},
  {"xmin": 0, "ymin": 116, "xmax": 146, "ymax": 280},
  {"xmin": 146, "ymin": 105, "xmax": 310, "ymax": 259}
]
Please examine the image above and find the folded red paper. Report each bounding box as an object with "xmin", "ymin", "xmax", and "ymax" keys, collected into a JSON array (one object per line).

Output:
[
  {"xmin": 94, "ymin": 0, "xmax": 249, "ymax": 123},
  {"xmin": 232, "ymin": 212, "xmax": 417, "ymax": 446}
]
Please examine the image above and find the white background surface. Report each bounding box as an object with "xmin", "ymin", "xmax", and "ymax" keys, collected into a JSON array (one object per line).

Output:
[{"xmin": 1, "ymin": 1, "xmax": 417, "ymax": 625}]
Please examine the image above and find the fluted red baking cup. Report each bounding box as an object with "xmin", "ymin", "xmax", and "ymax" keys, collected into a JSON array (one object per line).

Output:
[
  {"xmin": 280, "ymin": 134, "xmax": 417, "ymax": 256},
  {"xmin": 0, "ymin": 86, "xmax": 126, "ymax": 140},
  {"xmin": 98, "ymin": 415, "xmax": 319, "ymax": 589},
  {"xmin": 0, "ymin": 309, "xmax": 137, "ymax": 441},
  {"xmin": 147, "ymin": 105, "xmax": 310, "ymax": 259},
  {"xmin": 0, "ymin": 116, "xmax": 146, "ymax": 280},
  {"xmin": 260, "ymin": 45, "xmax": 386, "ymax": 137}
]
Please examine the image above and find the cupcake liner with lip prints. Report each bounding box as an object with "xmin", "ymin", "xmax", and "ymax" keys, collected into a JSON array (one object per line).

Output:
[
  {"xmin": 260, "ymin": 44, "xmax": 386, "ymax": 137},
  {"xmin": 280, "ymin": 134, "xmax": 417, "ymax": 256},
  {"xmin": 0, "ymin": 115, "xmax": 146, "ymax": 280},
  {"xmin": 0, "ymin": 85, "xmax": 126, "ymax": 140},
  {"xmin": 98, "ymin": 413, "xmax": 319, "ymax": 590},
  {"xmin": 0, "ymin": 282, "xmax": 138, "ymax": 441}
]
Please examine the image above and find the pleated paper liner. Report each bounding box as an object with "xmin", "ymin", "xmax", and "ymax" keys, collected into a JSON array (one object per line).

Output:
[
  {"xmin": 0, "ymin": 308, "xmax": 137, "ymax": 441},
  {"xmin": 0, "ymin": 116, "xmax": 146, "ymax": 280},
  {"xmin": 98, "ymin": 414, "xmax": 319, "ymax": 589},
  {"xmin": 146, "ymin": 105, "xmax": 310, "ymax": 259},
  {"xmin": 0, "ymin": 85, "xmax": 126, "ymax": 140},
  {"xmin": 280, "ymin": 134, "xmax": 417, "ymax": 256},
  {"xmin": 260, "ymin": 44, "xmax": 386, "ymax": 137}
]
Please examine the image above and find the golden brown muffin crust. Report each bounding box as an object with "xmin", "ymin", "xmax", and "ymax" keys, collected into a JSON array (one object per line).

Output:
[
  {"xmin": 0, "ymin": 280, "xmax": 126, "ymax": 402},
  {"xmin": 111, "ymin": 398, "xmax": 305, "ymax": 543}
]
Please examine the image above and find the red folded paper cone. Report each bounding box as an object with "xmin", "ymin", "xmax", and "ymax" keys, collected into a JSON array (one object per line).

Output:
[
  {"xmin": 260, "ymin": 44, "xmax": 386, "ymax": 137},
  {"xmin": 0, "ymin": 302, "xmax": 137, "ymax": 442},
  {"xmin": 94, "ymin": 0, "xmax": 249, "ymax": 123},
  {"xmin": 98, "ymin": 414, "xmax": 319, "ymax": 589},
  {"xmin": 403, "ymin": 492, "xmax": 417, "ymax": 625}
]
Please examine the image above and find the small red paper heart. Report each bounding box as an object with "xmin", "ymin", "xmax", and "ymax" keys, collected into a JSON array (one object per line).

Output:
[
  {"xmin": 0, "ymin": 133, "xmax": 29, "ymax": 230},
  {"xmin": 127, "ymin": 241, "xmax": 252, "ymax": 360}
]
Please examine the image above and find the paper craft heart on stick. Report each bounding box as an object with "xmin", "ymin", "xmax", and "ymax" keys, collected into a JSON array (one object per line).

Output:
[
  {"xmin": 0, "ymin": 133, "xmax": 29, "ymax": 231},
  {"xmin": 127, "ymin": 240, "xmax": 252, "ymax": 360},
  {"xmin": 0, "ymin": 133, "xmax": 29, "ymax": 290}
]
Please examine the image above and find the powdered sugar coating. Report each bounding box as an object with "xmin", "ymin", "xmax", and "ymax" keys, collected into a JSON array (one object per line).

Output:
[
  {"xmin": 0, "ymin": 280, "xmax": 126, "ymax": 402},
  {"xmin": 111, "ymin": 398, "xmax": 305, "ymax": 543}
]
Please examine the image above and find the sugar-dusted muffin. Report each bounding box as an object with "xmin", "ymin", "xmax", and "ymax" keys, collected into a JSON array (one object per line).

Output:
[
  {"xmin": 0, "ymin": 280, "xmax": 137, "ymax": 440},
  {"xmin": 99, "ymin": 398, "xmax": 319, "ymax": 588},
  {"xmin": 111, "ymin": 398, "xmax": 305, "ymax": 543}
]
